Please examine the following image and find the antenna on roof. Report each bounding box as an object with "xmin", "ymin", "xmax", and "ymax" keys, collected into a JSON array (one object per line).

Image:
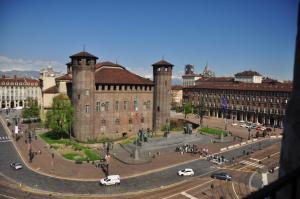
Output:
[
  {"xmin": 83, "ymin": 44, "xmax": 86, "ymax": 52},
  {"xmin": 162, "ymin": 55, "xmax": 165, "ymax": 60},
  {"xmin": 116, "ymin": 58, "xmax": 118, "ymax": 64}
]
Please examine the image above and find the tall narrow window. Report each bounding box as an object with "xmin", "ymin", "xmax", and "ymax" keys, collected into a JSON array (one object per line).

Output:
[
  {"xmin": 115, "ymin": 101, "xmax": 119, "ymax": 111},
  {"xmin": 85, "ymin": 105, "xmax": 90, "ymax": 113},
  {"xmin": 134, "ymin": 99, "xmax": 138, "ymax": 111},
  {"xmin": 96, "ymin": 101, "xmax": 100, "ymax": 112}
]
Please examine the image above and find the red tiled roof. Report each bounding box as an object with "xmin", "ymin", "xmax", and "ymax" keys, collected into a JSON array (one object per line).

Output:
[
  {"xmin": 43, "ymin": 85, "xmax": 59, "ymax": 94},
  {"xmin": 95, "ymin": 61, "xmax": 125, "ymax": 70},
  {"xmin": 95, "ymin": 65, "xmax": 153, "ymax": 85},
  {"xmin": 196, "ymin": 77, "xmax": 234, "ymax": 83},
  {"xmin": 56, "ymin": 74, "xmax": 72, "ymax": 81},
  {"xmin": 235, "ymin": 70, "xmax": 261, "ymax": 77},
  {"xmin": 186, "ymin": 81, "xmax": 292, "ymax": 92},
  {"xmin": 0, "ymin": 76, "xmax": 40, "ymax": 86},
  {"xmin": 152, "ymin": 59, "xmax": 174, "ymax": 67},
  {"xmin": 172, "ymin": 85, "xmax": 183, "ymax": 90},
  {"xmin": 70, "ymin": 51, "xmax": 98, "ymax": 59}
]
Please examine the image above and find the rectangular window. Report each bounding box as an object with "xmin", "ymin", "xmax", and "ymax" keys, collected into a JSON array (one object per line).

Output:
[
  {"xmin": 115, "ymin": 101, "xmax": 119, "ymax": 111},
  {"xmin": 124, "ymin": 101, "xmax": 128, "ymax": 111},
  {"xmin": 85, "ymin": 105, "xmax": 90, "ymax": 113},
  {"xmin": 105, "ymin": 102, "xmax": 109, "ymax": 111},
  {"xmin": 96, "ymin": 101, "xmax": 100, "ymax": 112}
]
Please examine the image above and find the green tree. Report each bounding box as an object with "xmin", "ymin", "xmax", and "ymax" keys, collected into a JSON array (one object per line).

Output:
[
  {"xmin": 46, "ymin": 94, "xmax": 73, "ymax": 137},
  {"xmin": 183, "ymin": 102, "xmax": 193, "ymax": 118},
  {"xmin": 198, "ymin": 97, "xmax": 206, "ymax": 127},
  {"xmin": 22, "ymin": 97, "xmax": 40, "ymax": 119}
]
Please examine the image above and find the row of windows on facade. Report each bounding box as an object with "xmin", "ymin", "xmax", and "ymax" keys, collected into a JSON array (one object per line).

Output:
[
  {"xmin": 0, "ymin": 87, "xmax": 40, "ymax": 96},
  {"xmin": 190, "ymin": 95, "xmax": 288, "ymax": 104},
  {"xmin": 0, "ymin": 96, "xmax": 37, "ymax": 101},
  {"xmin": 98, "ymin": 117, "xmax": 146, "ymax": 125},
  {"xmin": 83, "ymin": 100, "xmax": 152, "ymax": 113},
  {"xmin": 96, "ymin": 85, "xmax": 153, "ymax": 91},
  {"xmin": 187, "ymin": 90, "xmax": 291, "ymax": 97},
  {"xmin": 191, "ymin": 102, "xmax": 285, "ymax": 115},
  {"xmin": 0, "ymin": 82, "xmax": 39, "ymax": 86}
]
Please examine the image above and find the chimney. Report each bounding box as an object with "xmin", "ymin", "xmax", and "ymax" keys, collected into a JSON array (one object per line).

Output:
[{"xmin": 14, "ymin": 75, "xmax": 17, "ymax": 79}]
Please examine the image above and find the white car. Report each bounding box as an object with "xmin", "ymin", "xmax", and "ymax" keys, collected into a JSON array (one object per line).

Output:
[
  {"xmin": 10, "ymin": 162, "xmax": 22, "ymax": 170},
  {"xmin": 231, "ymin": 123, "xmax": 238, "ymax": 126},
  {"xmin": 240, "ymin": 124, "xmax": 247, "ymax": 128},
  {"xmin": 100, "ymin": 175, "xmax": 120, "ymax": 186},
  {"xmin": 178, "ymin": 168, "xmax": 194, "ymax": 176}
]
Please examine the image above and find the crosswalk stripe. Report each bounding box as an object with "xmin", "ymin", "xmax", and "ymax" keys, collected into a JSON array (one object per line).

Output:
[
  {"xmin": 240, "ymin": 160, "xmax": 264, "ymax": 168},
  {"xmin": 181, "ymin": 192, "xmax": 198, "ymax": 199}
]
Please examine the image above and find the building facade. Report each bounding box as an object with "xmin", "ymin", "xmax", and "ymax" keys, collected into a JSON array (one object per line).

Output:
[
  {"xmin": 171, "ymin": 85, "xmax": 183, "ymax": 108},
  {"xmin": 0, "ymin": 75, "xmax": 42, "ymax": 109},
  {"xmin": 62, "ymin": 51, "xmax": 173, "ymax": 141},
  {"xmin": 183, "ymin": 72, "xmax": 292, "ymax": 127}
]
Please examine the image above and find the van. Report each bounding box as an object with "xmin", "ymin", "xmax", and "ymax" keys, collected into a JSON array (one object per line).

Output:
[{"xmin": 100, "ymin": 175, "xmax": 120, "ymax": 186}]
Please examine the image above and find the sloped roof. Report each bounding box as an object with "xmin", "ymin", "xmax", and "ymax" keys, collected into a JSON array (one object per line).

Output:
[
  {"xmin": 152, "ymin": 59, "xmax": 174, "ymax": 67},
  {"xmin": 187, "ymin": 81, "xmax": 292, "ymax": 92},
  {"xmin": 69, "ymin": 51, "xmax": 98, "ymax": 59},
  {"xmin": 43, "ymin": 85, "xmax": 59, "ymax": 94},
  {"xmin": 95, "ymin": 61, "xmax": 125, "ymax": 70},
  {"xmin": 95, "ymin": 64, "xmax": 153, "ymax": 85},
  {"xmin": 195, "ymin": 77, "xmax": 234, "ymax": 83},
  {"xmin": 0, "ymin": 76, "xmax": 40, "ymax": 86},
  {"xmin": 172, "ymin": 85, "xmax": 183, "ymax": 90},
  {"xmin": 55, "ymin": 73, "xmax": 72, "ymax": 81}
]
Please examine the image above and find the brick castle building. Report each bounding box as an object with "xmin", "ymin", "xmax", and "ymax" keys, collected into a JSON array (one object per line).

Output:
[{"xmin": 57, "ymin": 51, "xmax": 173, "ymax": 141}]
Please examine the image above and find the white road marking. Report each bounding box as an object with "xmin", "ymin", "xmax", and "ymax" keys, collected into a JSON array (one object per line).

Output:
[
  {"xmin": 181, "ymin": 191, "xmax": 198, "ymax": 199},
  {"xmin": 248, "ymin": 171, "xmax": 257, "ymax": 192},
  {"xmin": 240, "ymin": 160, "xmax": 264, "ymax": 168},
  {"xmin": 162, "ymin": 179, "xmax": 214, "ymax": 199},
  {"xmin": 249, "ymin": 158, "xmax": 259, "ymax": 162},
  {"xmin": 232, "ymin": 182, "xmax": 240, "ymax": 199},
  {"xmin": 0, "ymin": 193, "xmax": 18, "ymax": 199}
]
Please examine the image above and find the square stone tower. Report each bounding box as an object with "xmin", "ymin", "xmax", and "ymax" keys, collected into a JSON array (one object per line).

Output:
[
  {"xmin": 70, "ymin": 51, "xmax": 98, "ymax": 141},
  {"xmin": 152, "ymin": 59, "xmax": 173, "ymax": 131}
]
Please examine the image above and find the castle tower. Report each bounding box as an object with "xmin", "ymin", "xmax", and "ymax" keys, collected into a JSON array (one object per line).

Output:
[
  {"xmin": 152, "ymin": 59, "xmax": 173, "ymax": 131},
  {"xmin": 70, "ymin": 51, "xmax": 98, "ymax": 141}
]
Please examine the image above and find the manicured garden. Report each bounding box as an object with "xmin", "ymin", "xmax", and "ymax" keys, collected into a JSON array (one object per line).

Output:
[
  {"xmin": 39, "ymin": 131, "xmax": 101, "ymax": 162},
  {"xmin": 198, "ymin": 127, "xmax": 228, "ymax": 136}
]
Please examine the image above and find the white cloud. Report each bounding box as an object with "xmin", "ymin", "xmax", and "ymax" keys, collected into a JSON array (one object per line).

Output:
[{"xmin": 0, "ymin": 55, "xmax": 65, "ymax": 72}]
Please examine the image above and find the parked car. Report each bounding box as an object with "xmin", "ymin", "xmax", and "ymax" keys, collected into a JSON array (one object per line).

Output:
[
  {"xmin": 178, "ymin": 168, "xmax": 194, "ymax": 176},
  {"xmin": 211, "ymin": 172, "xmax": 232, "ymax": 181},
  {"xmin": 100, "ymin": 175, "xmax": 120, "ymax": 186},
  {"xmin": 10, "ymin": 162, "xmax": 22, "ymax": 170},
  {"xmin": 240, "ymin": 123, "xmax": 247, "ymax": 128},
  {"xmin": 231, "ymin": 123, "xmax": 238, "ymax": 126}
]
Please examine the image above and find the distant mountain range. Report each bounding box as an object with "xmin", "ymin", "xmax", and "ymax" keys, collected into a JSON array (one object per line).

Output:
[
  {"xmin": 0, "ymin": 70, "xmax": 40, "ymax": 79},
  {"xmin": 0, "ymin": 70, "xmax": 182, "ymax": 85}
]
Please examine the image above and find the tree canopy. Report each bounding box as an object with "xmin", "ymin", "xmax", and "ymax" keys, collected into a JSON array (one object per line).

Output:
[
  {"xmin": 46, "ymin": 94, "xmax": 73, "ymax": 135},
  {"xmin": 22, "ymin": 97, "xmax": 40, "ymax": 119},
  {"xmin": 183, "ymin": 102, "xmax": 193, "ymax": 118}
]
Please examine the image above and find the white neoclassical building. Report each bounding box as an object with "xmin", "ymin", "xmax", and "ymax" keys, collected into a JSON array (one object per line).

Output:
[{"xmin": 0, "ymin": 75, "xmax": 42, "ymax": 109}]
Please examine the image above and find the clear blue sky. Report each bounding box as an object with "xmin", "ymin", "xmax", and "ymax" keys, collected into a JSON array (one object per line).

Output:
[{"xmin": 0, "ymin": 0, "xmax": 298, "ymax": 81}]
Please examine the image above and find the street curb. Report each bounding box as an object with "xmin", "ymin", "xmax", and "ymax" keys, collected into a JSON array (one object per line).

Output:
[{"xmin": 0, "ymin": 115, "xmax": 282, "ymax": 182}]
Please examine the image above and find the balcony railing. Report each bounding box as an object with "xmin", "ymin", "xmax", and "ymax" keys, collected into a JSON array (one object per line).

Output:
[{"xmin": 245, "ymin": 165, "xmax": 300, "ymax": 199}]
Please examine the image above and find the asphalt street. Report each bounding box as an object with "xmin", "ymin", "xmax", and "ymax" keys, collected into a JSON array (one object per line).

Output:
[{"xmin": 0, "ymin": 120, "xmax": 280, "ymax": 194}]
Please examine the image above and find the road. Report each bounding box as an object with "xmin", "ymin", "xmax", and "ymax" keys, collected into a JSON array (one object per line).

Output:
[{"xmin": 0, "ymin": 118, "xmax": 281, "ymax": 197}]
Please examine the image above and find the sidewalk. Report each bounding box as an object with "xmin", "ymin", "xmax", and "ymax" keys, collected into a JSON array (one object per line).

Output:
[{"xmin": 11, "ymin": 129, "xmax": 240, "ymax": 180}]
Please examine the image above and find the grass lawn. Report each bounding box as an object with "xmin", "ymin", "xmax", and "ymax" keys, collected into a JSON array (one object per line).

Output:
[
  {"xmin": 198, "ymin": 127, "xmax": 228, "ymax": 136},
  {"xmin": 40, "ymin": 131, "xmax": 101, "ymax": 162}
]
